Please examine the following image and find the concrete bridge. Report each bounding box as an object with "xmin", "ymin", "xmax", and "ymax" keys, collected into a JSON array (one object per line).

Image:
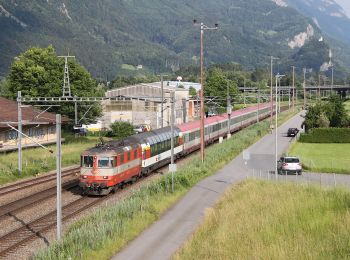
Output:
[{"xmin": 239, "ymin": 85, "xmax": 350, "ymax": 98}]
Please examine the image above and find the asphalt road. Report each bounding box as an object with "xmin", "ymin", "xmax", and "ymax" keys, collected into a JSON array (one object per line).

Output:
[{"xmin": 113, "ymin": 111, "xmax": 350, "ymax": 260}]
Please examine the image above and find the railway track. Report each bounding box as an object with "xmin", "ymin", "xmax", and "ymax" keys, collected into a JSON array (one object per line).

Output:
[
  {"xmin": 0, "ymin": 166, "xmax": 80, "ymax": 197},
  {"xmin": 0, "ymin": 195, "xmax": 107, "ymax": 258},
  {"xmin": 0, "ymin": 180, "xmax": 79, "ymax": 221}
]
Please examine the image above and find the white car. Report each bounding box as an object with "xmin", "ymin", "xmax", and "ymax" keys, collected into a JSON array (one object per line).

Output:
[{"xmin": 277, "ymin": 156, "xmax": 302, "ymax": 175}]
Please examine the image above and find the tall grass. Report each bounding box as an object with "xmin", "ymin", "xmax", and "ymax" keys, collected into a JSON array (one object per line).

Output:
[
  {"xmin": 34, "ymin": 109, "xmax": 300, "ymax": 260},
  {"xmin": 0, "ymin": 136, "xmax": 98, "ymax": 185},
  {"xmin": 175, "ymin": 180, "xmax": 350, "ymax": 259}
]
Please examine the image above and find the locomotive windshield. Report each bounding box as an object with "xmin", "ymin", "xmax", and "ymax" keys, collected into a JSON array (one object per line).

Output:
[
  {"xmin": 82, "ymin": 156, "xmax": 93, "ymax": 167},
  {"xmin": 98, "ymin": 157, "xmax": 110, "ymax": 167}
]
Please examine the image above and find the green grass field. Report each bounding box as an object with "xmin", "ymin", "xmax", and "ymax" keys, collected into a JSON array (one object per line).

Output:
[
  {"xmin": 175, "ymin": 180, "xmax": 350, "ymax": 260},
  {"xmin": 0, "ymin": 136, "xmax": 99, "ymax": 185},
  {"xmin": 288, "ymin": 142, "xmax": 350, "ymax": 174}
]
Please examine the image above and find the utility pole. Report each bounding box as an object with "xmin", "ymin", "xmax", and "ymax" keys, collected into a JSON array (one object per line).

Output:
[
  {"xmin": 331, "ymin": 66, "xmax": 334, "ymax": 92},
  {"xmin": 318, "ymin": 74, "xmax": 321, "ymax": 100},
  {"xmin": 278, "ymin": 78, "xmax": 281, "ymax": 113},
  {"xmin": 74, "ymin": 96, "xmax": 78, "ymax": 125},
  {"xmin": 58, "ymin": 55, "xmax": 75, "ymax": 97},
  {"xmin": 17, "ymin": 91, "xmax": 22, "ymax": 174},
  {"xmin": 200, "ymin": 22, "xmax": 205, "ymax": 163},
  {"xmin": 243, "ymin": 78, "xmax": 246, "ymax": 107},
  {"xmin": 169, "ymin": 92, "xmax": 176, "ymax": 192},
  {"xmin": 292, "ymin": 66, "xmax": 295, "ymax": 111},
  {"xmin": 257, "ymin": 89, "xmax": 260, "ymax": 122},
  {"xmin": 56, "ymin": 114, "xmax": 62, "ymax": 240},
  {"xmin": 160, "ymin": 75, "xmax": 165, "ymax": 128},
  {"xmin": 303, "ymin": 68, "xmax": 306, "ymax": 109},
  {"xmin": 275, "ymin": 75, "xmax": 278, "ymax": 180},
  {"xmin": 194, "ymin": 20, "xmax": 218, "ymax": 163},
  {"xmin": 288, "ymin": 87, "xmax": 291, "ymax": 109},
  {"xmin": 270, "ymin": 57, "xmax": 273, "ymax": 125},
  {"xmin": 227, "ymin": 84, "xmax": 232, "ymax": 137},
  {"xmin": 275, "ymin": 74, "xmax": 284, "ymax": 180},
  {"xmin": 182, "ymin": 98, "xmax": 187, "ymax": 123},
  {"xmin": 270, "ymin": 56, "xmax": 278, "ymax": 128}
]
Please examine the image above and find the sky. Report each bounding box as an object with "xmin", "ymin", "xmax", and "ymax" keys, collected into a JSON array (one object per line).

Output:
[{"xmin": 335, "ymin": 0, "xmax": 350, "ymax": 17}]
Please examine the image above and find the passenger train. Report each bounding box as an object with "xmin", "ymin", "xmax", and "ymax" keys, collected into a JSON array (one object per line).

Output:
[{"xmin": 79, "ymin": 103, "xmax": 272, "ymax": 195}]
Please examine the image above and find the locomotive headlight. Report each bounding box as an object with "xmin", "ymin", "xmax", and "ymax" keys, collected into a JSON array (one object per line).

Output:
[
  {"xmin": 103, "ymin": 176, "xmax": 108, "ymax": 179},
  {"xmin": 82, "ymin": 175, "xmax": 87, "ymax": 179}
]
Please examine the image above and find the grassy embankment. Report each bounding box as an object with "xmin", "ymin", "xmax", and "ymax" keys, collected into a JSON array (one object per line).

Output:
[
  {"xmin": 0, "ymin": 136, "xmax": 99, "ymax": 185},
  {"xmin": 175, "ymin": 180, "xmax": 350, "ymax": 259},
  {"xmin": 34, "ymin": 108, "xmax": 300, "ymax": 260}
]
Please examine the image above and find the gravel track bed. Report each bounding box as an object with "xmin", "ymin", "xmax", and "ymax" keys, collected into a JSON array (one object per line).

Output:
[
  {"xmin": 10, "ymin": 172, "xmax": 161, "ymax": 259},
  {"xmin": 0, "ymin": 187, "xmax": 82, "ymax": 238},
  {"xmin": 0, "ymin": 174, "xmax": 79, "ymax": 207}
]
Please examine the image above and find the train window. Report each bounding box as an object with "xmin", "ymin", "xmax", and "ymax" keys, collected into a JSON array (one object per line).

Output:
[
  {"xmin": 82, "ymin": 156, "xmax": 93, "ymax": 167},
  {"xmin": 120, "ymin": 154, "xmax": 124, "ymax": 164},
  {"xmin": 98, "ymin": 157, "xmax": 109, "ymax": 168},
  {"xmin": 154, "ymin": 144, "xmax": 158, "ymax": 156},
  {"xmin": 127, "ymin": 152, "xmax": 131, "ymax": 161},
  {"xmin": 110, "ymin": 157, "xmax": 117, "ymax": 167},
  {"xmin": 134, "ymin": 150, "xmax": 137, "ymax": 159}
]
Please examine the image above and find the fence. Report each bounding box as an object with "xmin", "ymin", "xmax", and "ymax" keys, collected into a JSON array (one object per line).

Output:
[{"xmin": 246, "ymin": 168, "xmax": 350, "ymax": 189}]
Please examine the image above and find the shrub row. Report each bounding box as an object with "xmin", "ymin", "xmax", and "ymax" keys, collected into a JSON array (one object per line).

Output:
[{"xmin": 299, "ymin": 128, "xmax": 350, "ymax": 143}]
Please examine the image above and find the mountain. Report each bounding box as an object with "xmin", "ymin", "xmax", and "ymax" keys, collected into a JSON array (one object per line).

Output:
[
  {"xmin": 285, "ymin": 0, "xmax": 350, "ymax": 44},
  {"xmin": 0, "ymin": 0, "xmax": 348, "ymax": 79}
]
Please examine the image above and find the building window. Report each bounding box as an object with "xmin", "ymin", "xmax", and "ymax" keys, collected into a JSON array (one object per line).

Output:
[{"xmin": 8, "ymin": 130, "xmax": 18, "ymax": 140}]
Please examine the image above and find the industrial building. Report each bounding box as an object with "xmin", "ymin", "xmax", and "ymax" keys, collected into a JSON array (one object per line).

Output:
[{"xmin": 100, "ymin": 82, "xmax": 199, "ymax": 130}]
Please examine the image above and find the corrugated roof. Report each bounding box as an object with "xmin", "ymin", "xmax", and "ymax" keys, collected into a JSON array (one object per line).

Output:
[{"xmin": 0, "ymin": 97, "xmax": 67, "ymax": 128}]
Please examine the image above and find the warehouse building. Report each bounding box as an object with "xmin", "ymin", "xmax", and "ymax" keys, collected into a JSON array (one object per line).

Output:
[{"xmin": 102, "ymin": 82, "xmax": 198, "ymax": 129}]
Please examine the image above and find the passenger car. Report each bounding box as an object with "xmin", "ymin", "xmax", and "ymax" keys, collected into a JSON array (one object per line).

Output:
[
  {"xmin": 287, "ymin": 128, "xmax": 299, "ymax": 137},
  {"xmin": 277, "ymin": 156, "xmax": 302, "ymax": 175}
]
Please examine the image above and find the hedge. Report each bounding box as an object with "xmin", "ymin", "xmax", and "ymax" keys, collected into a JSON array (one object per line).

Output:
[{"xmin": 299, "ymin": 128, "xmax": 350, "ymax": 143}]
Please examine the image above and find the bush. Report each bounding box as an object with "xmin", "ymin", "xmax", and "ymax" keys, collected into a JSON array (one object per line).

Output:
[
  {"xmin": 107, "ymin": 121, "xmax": 135, "ymax": 139},
  {"xmin": 299, "ymin": 128, "xmax": 350, "ymax": 143}
]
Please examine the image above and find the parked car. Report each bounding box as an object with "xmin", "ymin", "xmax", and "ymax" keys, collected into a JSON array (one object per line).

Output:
[
  {"xmin": 277, "ymin": 156, "xmax": 302, "ymax": 175},
  {"xmin": 73, "ymin": 125, "xmax": 88, "ymax": 136},
  {"xmin": 134, "ymin": 124, "xmax": 151, "ymax": 134},
  {"xmin": 287, "ymin": 128, "xmax": 299, "ymax": 137}
]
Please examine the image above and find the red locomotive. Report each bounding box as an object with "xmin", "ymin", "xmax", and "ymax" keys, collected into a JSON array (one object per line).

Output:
[{"xmin": 79, "ymin": 103, "xmax": 271, "ymax": 195}]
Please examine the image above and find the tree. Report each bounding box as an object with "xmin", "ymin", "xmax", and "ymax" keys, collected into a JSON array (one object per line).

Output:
[
  {"xmin": 205, "ymin": 68, "xmax": 238, "ymax": 107},
  {"xmin": 107, "ymin": 121, "xmax": 135, "ymax": 139},
  {"xmin": 303, "ymin": 96, "xmax": 349, "ymax": 131},
  {"xmin": 303, "ymin": 102, "xmax": 323, "ymax": 131},
  {"xmin": 189, "ymin": 86, "xmax": 197, "ymax": 96},
  {"xmin": 0, "ymin": 78, "xmax": 11, "ymax": 98},
  {"xmin": 318, "ymin": 112, "xmax": 330, "ymax": 128},
  {"xmin": 325, "ymin": 95, "xmax": 348, "ymax": 127},
  {"xmin": 7, "ymin": 46, "xmax": 103, "ymax": 124}
]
